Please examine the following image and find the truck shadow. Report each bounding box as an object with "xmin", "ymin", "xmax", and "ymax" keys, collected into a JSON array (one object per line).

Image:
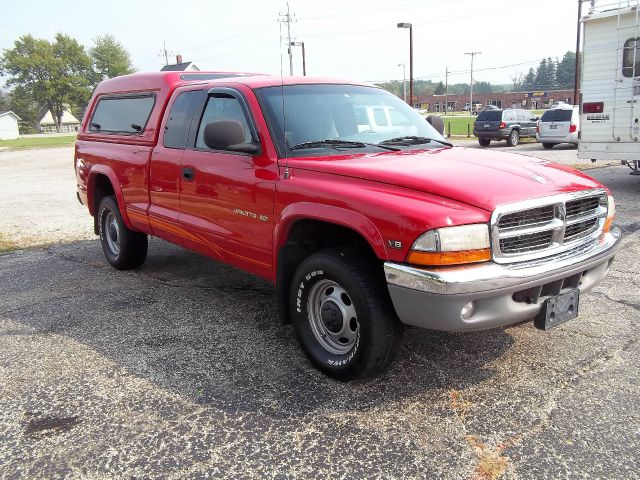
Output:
[{"xmin": 8, "ymin": 238, "xmax": 515, "ymax": 418}]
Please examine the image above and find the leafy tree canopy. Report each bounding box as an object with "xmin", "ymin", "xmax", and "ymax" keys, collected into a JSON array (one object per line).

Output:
[
  {"xmin": 90, "ymin": 34, "xmax": 135, "ymax": 81},
  {"xmin": 0, "ymin": 33, "xmax": 92, "ymax": 131}
]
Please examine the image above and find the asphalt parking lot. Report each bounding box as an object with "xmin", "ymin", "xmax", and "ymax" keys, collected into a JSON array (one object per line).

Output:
[{"xmin": 1, "ymin": 146, "xmax": 639, "ymax": 479}]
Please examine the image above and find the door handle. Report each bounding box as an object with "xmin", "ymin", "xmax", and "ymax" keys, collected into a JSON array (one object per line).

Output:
[{"xmin": 182, "ymin": 167, "xmax": 195, "ymax": 181}]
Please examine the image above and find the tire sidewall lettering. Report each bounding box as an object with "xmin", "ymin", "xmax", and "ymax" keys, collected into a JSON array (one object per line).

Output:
[{"xmin": 294, "ymin": 267, "xmax": 361, "ymax": 369}]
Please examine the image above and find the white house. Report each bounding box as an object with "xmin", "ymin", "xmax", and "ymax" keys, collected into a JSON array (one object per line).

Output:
[
  {"xmin": 0, "ymin": 111, "xmax": 21, "ymax": 140},
  {"xmin": 160, "ymin": 55, "xmax": 200, "ymax": 72},
  {"xmin": 38, "ymin": 108, "xmax": 80, "ymax": 133}
]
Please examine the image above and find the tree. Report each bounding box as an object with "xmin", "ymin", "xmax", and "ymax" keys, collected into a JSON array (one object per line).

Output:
[
  {"xmin": 434, "ymin": 81, "xmax": 446, "ymax": 95},
  {"xmin": 90, "ymin": 34, "xmax": 135, "ymax": 81},
  {"xmin": 5, "ymin": 86, "xmax": 40, "ymax": 133},
  {"xmin": 556, "ymin": 51, "xmax": 576, "ymax": 89},
  {"xmin": 474, "ymin": 81, "xmax": 494, "ymax": 94},
  {"xmin": 523, "ymin": 68, "xmax": 536, "ymax": 90},
  {"xmin": 0, "ymin": 33, "xmax": 92, "ymax": 132},
  {"xmin": 511, "ymin": 71, "xmax": 525, "ymax": 91},
  {"xmin": 0, "ymin": 90, "xmax": 9, "ymax": 111}
]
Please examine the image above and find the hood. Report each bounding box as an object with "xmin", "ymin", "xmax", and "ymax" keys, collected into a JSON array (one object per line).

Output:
[{"xmin": 286, "ymin": 147, "xmax": 603, "ymax": 211}]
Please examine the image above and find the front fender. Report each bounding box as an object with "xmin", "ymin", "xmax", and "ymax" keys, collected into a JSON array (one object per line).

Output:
[{"xmin": 274, "ymin": 202, "xmax": 389, "ymax": 264}]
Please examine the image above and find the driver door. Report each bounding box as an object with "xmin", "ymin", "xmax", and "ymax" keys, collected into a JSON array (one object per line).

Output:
[{"xmin": 178, "ymin": 87, "xmax": 277, "ymax": 278}]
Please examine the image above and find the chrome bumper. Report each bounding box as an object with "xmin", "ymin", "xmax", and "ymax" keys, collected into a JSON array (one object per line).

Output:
[{"xmin": 384, "ymin": 228, "xmax": 622, "ymax": 331}]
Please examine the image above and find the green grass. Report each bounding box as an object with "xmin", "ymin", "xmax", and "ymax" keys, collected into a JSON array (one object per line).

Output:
[
  {"xmin": 0, "ymin": 135, "xmax": 76, "ymax": 151},
  {"xmin": 443, "ymin": 116, "xmax": 476, "ymax": 136}
]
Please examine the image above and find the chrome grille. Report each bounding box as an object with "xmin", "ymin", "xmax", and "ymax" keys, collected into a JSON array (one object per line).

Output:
[
  {"xmin": 491, "ymin": 189, "xmax": 608, "ymax": 264},
  {"xmin": 498, "ymin": 205, "xmax": 555, "ymax": 229},
  {"xmin": 500, "ymin": 230, "xmax": 554, "ymax": 254},
  {"xmin": 564, "ymin": 218, "xmax": 599, "ymax": 242}
]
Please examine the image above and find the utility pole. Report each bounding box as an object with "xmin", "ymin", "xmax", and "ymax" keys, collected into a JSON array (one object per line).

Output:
[
  {"xmin": 444, "ymin": 66, "xmax": 449, "ymax": 115},
  {"xmin": 278, "ymin": 2, "xmax": 296, "ymax": 75},
  {"xmin": 159, "ymin": 41, "xmax": 172, "ymax": 66},
  {"xmin": 465, "ymin": 51, "xmax": 481, "ymax": 114}
]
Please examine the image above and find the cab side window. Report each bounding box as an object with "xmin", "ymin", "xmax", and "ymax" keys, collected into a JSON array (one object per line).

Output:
[
  {"xmin": 195, "ymin": 94, "xmax": 253, "ymax": 151},
  {"xmin": 164, "ymin": 90, "xmax": 203, "ymax": 149}
]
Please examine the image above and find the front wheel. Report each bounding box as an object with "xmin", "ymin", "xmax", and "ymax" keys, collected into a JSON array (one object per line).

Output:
[
  {"xmin": 506, "ymin": 129, "xmax": 520, "ymax": 146},
  {"xmin": 98, "ymin": 196, "xmax": 148, "ymax": 270},
  {"xmin": 289, "ymin": 248, "xmax": 402, "ymax": 380}
]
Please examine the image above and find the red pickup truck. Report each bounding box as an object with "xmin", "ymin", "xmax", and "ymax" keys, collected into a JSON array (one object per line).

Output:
[{"xmin": 75, "ymin": 71, "xmax": 621, "ymax": 380}]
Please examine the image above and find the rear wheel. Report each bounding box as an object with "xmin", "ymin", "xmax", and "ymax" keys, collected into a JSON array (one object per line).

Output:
[
  {"xmin": 289, "ymin": 248, "xmax": 402, "ymax": 380},
  {"xmin": 478, "ymin": 138, "xmax": 491, "ymax": 147},
  {"xmin": 98, "ymin": 196, "xmax": 148, "ymax": 270},
  {"xmin": 542, "ymin": 143, "xmax": 554, "ymax": 149},
  {"xmin": 506, "ymin": 129, "xmax": 520, "ymax": 147}
]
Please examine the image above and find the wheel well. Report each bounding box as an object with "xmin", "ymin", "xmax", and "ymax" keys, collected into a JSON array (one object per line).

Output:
[
  {"xmin": 276, "ymin": 219, "xmax": 381, "ymax": 325},
  {"xmin": 92, "ymin": 174, "xmax": 115, "ymax": 234}
]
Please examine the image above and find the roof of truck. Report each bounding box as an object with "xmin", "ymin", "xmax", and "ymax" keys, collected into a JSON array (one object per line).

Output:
[{"xmin": 93, "ymin": 71, "xmax": 371, "ymax": 97}]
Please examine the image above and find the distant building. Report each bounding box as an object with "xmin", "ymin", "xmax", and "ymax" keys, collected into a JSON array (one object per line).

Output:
[
  {"xmin": 414, "ymin": 89, "xmax": 575, "ymax": 112},
  {"xmin": 38, "ymin": 108, "xmax": 80, "ymax": 133},
  {"xmin": 160, "ymin": 55, "xmax": 200, "ymax": 72},
  {"xmin": 0, "ymin": 111, "xmax": 21, "ymax": 140}
]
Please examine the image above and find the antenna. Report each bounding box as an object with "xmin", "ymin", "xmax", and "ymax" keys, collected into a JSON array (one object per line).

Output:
[
  {"xmin": 279, "ymin": 19, "xmax": 289, "ymax": 179},
  {"xmin": 278, "ymin": 2, "xmax": 297, "ymax": 75}
]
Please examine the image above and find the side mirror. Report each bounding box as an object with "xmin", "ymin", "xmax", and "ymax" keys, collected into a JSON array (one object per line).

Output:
[
  {"xmin": 426, "ymin": 115, "xmax": 445, "ymax": 135},
  {"xmin": 531, "ymin": 116, "xmax": 539, "ymax": 121},
  {"xmin": 204, "ymin": 120, "xmax": 258, "ymax": 154}
]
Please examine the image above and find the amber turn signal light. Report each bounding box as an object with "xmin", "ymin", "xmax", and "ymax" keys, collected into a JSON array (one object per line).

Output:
[{"xmin": 407, "ymin": 248, "xmax": 491, "ymax": 267}]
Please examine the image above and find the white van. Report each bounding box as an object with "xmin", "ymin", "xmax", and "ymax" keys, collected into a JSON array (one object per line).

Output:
[
  {"xmin": 578, "ymin": 0, "xmax": 640, "ymax": 174},
  {"xmin": 354, "ymin": 105, "xmax": 418, "ymax": 135},
  {"xmin": 537, "ymin": 104, "xmax": 580, "ymax": 148}
]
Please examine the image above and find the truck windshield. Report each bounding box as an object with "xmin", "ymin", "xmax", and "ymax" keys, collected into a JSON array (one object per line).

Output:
[{"xmin": 255, "ymin": 84, "xmax": 446, "ymax": 157}]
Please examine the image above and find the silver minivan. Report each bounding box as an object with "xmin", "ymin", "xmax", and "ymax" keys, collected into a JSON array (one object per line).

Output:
[{"xmin": 536, "ymin": 104, "xmax": 580, "ymax": 149}]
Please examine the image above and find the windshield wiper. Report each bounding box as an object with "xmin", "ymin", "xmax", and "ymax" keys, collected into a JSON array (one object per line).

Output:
[
  {"xmin": 290, "ymin": 139, "xmax": 399, "ymax": 152},
  {"xmin": 379, "ymin": 136, "xmax": 453, "ymax": 147}
]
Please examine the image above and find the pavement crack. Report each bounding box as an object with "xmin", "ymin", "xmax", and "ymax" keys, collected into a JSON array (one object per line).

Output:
[{"xmin": 591, "ymin": 291, "xmax": 640, "ymax": 313}]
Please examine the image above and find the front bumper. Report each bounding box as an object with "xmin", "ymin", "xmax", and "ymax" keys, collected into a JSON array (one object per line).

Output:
[{"xmin": 384, "ymin": 228, "xmax": 622, "ymax": 332}]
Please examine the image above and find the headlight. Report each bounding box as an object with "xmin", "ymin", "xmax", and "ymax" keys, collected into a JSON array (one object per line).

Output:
[
  {"xmin": 603, "ymin": 195, "xmax": 615, "ymax": 233},
  {"xmin": 407, "ymin": 224, "xmax": 491, "ymax": 267}
]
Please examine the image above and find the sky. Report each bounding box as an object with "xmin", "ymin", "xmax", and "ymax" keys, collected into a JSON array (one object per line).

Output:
[{"xmin": 2, "ymin": 0, "xmax": 582, "ymax": 87}]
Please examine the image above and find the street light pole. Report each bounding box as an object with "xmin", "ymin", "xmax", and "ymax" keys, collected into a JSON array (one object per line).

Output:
[
  {"xmin": 574, "ymin": 0, "xmax": 593, "ymax": 105},
  {"xmin": 398, "ymin": 63, "xmax": 407, "ymax": 102},
  {"xmin": 290, "ymin": 41, "xmax": 306, "ymax": 76},
  {"xmin": 397, "ymin": 23, "xmax": 413, "ymax": 106},
  {"xmin": 464, "ymin": 51, "xmax": 481, "ymax": 115}
]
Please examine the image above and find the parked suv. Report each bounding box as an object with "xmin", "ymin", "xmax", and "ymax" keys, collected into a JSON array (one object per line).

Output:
[
  {"xmin": 536, "ymin": 104, "xmax": 579, "ymax": 149},
  {"xmin": 474, "ymin": 108, "xmax": 538, "ymax": 146}
]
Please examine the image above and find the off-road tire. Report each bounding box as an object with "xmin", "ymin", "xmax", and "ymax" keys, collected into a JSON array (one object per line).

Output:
[
  {"xmin": 98, "ymin": 195, "xmax": 148, "ymax": 270},
  {"xmin": 289, "ymin": 248, "xmax": 402, "ymax": 380}
]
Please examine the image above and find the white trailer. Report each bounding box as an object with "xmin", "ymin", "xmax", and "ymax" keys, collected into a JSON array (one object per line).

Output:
[{"xmin": 579, "ymin": 0, "xmax": 640, "ymax": 174}]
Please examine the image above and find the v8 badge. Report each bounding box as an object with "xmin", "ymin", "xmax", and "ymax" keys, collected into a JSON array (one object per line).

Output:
[{"xmin": 387, "ymin": 239, "xmax": 403, "ymax": 249}]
